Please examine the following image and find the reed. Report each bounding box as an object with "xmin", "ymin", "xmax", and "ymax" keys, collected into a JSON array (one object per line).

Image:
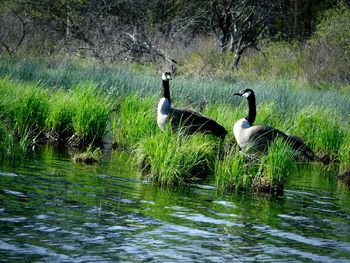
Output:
[
  {"xmin": 0, "ymin": 78, "xmax": 49, "ymax": 136},
  {"xmin": 46, "ymin": 90, "xmax": 74, "ymax": 140},
  {"xmin": 0, "ymin": 122, "xmax": 35, "ymax": 162}
]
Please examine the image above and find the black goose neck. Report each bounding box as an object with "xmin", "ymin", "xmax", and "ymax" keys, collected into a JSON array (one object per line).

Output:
[
  {"xmin": 162, "ymin": 80, "xmax": 171, "ymax": 102},
  {"xmin": 245, "ymin": 93, "xmax": 256, "ymax": 125}
]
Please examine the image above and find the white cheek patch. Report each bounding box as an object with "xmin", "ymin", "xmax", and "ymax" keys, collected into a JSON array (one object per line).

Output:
[
  {"xmin": 242, "ymin": 91, "xmax": 251, "ymax": 98},
  {"xmin": 162, "ymin": 73, "xmax": 171, "ymax": 80}
]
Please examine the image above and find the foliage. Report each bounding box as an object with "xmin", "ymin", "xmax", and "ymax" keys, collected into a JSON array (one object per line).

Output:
[
  {"xmin": 215, "ymin": 146, "xmax": 249, "ymax": 192},
  {"xmin": 0, "ymin": 77, "xmax": 49, "ymax": 136},
  {"xmin": 302, "ymin": 3, "xmax": 350, "ymax": 85},
  {"xmin": 46, "ymin": 90, "xmax": 74, "ymax": 140},
  {"xmin": 0, "ymin": 121, "xmax": 35, "ymax": 162}
]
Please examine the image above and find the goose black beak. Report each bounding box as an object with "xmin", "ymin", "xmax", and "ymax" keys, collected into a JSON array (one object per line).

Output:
[{"xmin": 233, "ymin": 92, "xmax": 241, "ymax": 96}]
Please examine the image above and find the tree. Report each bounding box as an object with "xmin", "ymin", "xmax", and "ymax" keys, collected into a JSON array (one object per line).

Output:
[{"xmin": 210, "ymin": 0, "xmax": 282, "ymax": 68}]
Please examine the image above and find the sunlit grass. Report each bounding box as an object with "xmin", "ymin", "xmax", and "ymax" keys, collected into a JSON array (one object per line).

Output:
[
  {"xmin": 111, "ymin": 95, "xmax": 157, "ymax": 149},
  {"xmin": 257, "ymin": 138, "xmax": 296, "ymax": 194},
  {"xmin": 294, "ymin": 106, "xmax": 345, "ymax": 160},
  {"xmin": 134, "ymin": 127, "xmax": 218, "ymax": 186},
  {"xmin": 0, "ymin": 121, "xmax": 35, "ymax": 162},
  {"xmin": 69, "ymin": 83, "xmax": 112, "ymax": 146},
  {"xmin": 214, "ymin": 146, "xmax": 249, "ymax": 192},
  {"xmin": 46, "ymin": 90, "xmax": 74, "ymax": 140}
]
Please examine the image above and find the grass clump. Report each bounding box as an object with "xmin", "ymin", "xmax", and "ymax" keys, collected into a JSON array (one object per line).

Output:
[
  {"xmin": 46, "ymin": 90, "xmax": 74, "ymax": 141},
  {"xmin": 256, "ymin": 139, "xmax": 296, "ymax": 194},
  {"xmin": 0, "ymin": 122, "xmax": 35, "ymax": 162},
  {"xmin": 215, "ymin": 139, "xmax": 295, "ymax": 195},
  {"xmin": 134, "ymin": 127, "xmax": 217, "ymax": 186},
  {"xmin": 112, "ymin": 95, "xmax": 157, "ymax": 149},
  {"xmin": 0, "ymin": 78, "xmax": 49, "ymax": 136},
  {"xmin": 69, "ymin": 83, "xmax": 112, "ymax": 146},
  {"xmin": 72, "ymin": 144, "xmax": 103, "ymax": 164},
  {"xmin": 294, "ymin": 106, "xmax": 344, "ymax": 162},
  {"xmin": 215, "ymin": 147, "xmax": 249, "ymax": 192}
]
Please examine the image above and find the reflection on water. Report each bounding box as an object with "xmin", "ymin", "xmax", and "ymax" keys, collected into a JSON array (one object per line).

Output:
[{"xmin": 1, "ymin": 145, "xmax": 350, "ymax": 262}]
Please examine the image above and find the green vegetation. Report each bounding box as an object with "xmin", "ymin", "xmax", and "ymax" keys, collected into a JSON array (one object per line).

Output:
[
  {"xmin": 0, "ymin": 122, "xmax": 35, "ymax": 162},
  {"xmin": 112, "ymin": 95, "xmax": 157, "ymax": 149},
  {"xmin": 0, "ymin": 56, "xmax": 349, "ymax": 194},
  {"xmin": 294, "ymin": 106, "xmax": 344, "ymax": 162},
  {"xmin": 134, "ymin": 127, "xmax": 218, "ymax": 186}
]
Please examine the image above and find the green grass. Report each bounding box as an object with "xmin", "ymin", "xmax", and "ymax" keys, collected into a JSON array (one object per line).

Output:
[
  {"xmin": 134, "ymin": 127, "xmax": 218, "ymax": 186},
  {"xmin": 46, "ymin": 90, "xmax": 74, "ymax": 140},
  {"xmin": 214, "ymin": 146, "xmax": 249, "ymax": 192},
  {"xmin": 0, "ymin": 121, "xmax": 35, "ymax": 162},
  {"xmin": 112, "ymin": 95, "xmax": 157, "ymax": 149},
  {"xmin": 293, "ymin": 106, "xmax": 345, "ymax": 160},
  {"xmin": 257, "ymin": 138, "xmax": 296, "ymax": 194},
  {"xmin": 0, "ymin": 78, "xmax": 49, "ymax": 136},
  {"xmin": 1, "ymin": 57, "xmax": 350, "ymax": 193},
  {"xmin": 69, "ymin": 83, "xmax": 112, "ymax": 146}
]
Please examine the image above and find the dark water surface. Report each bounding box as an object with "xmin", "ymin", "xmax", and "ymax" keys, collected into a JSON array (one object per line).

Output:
[{"xmin": 1, "ymin": 145, "xmax": 350, "ymax": 262}]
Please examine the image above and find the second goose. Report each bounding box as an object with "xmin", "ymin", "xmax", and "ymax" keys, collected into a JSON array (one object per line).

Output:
[{"xmin": 233, "ymin": 88, "xmax": 314, "ymax": 160}]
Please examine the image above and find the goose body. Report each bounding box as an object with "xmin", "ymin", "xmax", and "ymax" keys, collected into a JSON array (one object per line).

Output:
[
  {"xmin": 233, "ymin": 89, "xmax": 314, "ymax": 160},
  {"xmin": 157, "ymin": 72, "xmax": 228, "ymax": 139}
]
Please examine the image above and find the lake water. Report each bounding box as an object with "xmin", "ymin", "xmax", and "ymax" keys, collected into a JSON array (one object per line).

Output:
[{"xmin": 1, "ymin": 145, "xmax": 350, "ymax": 262}]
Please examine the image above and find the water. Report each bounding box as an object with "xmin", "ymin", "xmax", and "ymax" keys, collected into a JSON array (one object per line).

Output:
[{"xmin": 1, "ymin": 145, "xmax": 350, "ymax": 262}]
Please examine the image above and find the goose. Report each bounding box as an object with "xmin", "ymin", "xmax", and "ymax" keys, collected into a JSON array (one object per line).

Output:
[
  {"xmin": 157, "ymin": 72, "xmax": 228, "ymax": 139},
  {"xmin": 233, "ymin": 88, "xmax": 314, "ymax": 160}
]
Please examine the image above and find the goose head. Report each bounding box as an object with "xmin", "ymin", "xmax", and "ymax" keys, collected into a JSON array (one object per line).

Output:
[
  {"xmin": 162, "ymin": 72, "xmax": 172, "ymax": 81},
  {"xmin": 233, "ymin": 88, "xmax": 254, "ymax": 98}
]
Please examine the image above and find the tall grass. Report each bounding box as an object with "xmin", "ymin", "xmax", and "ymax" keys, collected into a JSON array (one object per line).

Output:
[
  {"xmin": 294, "ymin": 106, "xmax": 344, "ymax": 159},
  {"xmin": 215, "ymin": 139, "xmax": 295, "ymax": 194},
  {"xmin": 46, "ymin": 90, "xmax": 74, "ymax": 140},
  {"xmin": 0, "ymin": 78, "xmax": 49, "ymax": 136},
  {"xmin": 69, "ymin": 83, "xmax": 112, "ymax": 145},
  {"xmin": 111, "ymin": 95, "xmax": 157, "ymax": 149},
  {"xmin": 215, "ymin": 147, "xmax": 249, "ymax": 192},
  {"xmin": 0, "ymin": 122, "xmax": 35, "ymax": 162},
  {"xmin": 257, "ymin": 139, "xmax": 296, "ymax": 193},
  {"xmin": 134, "ymin": 127, "xmax": 218, "ymax": 186}
]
